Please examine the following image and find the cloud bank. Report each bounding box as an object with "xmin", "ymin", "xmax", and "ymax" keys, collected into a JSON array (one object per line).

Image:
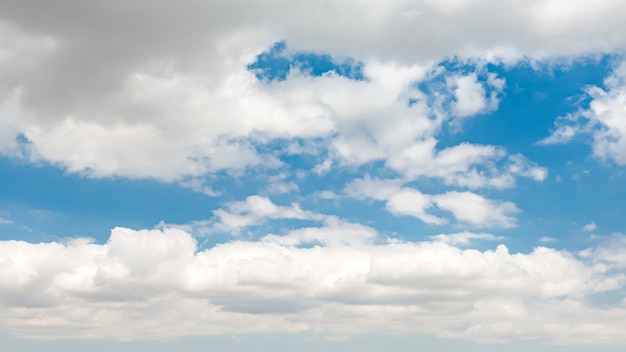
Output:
[{"xmin": 1, "ymin": 226, "xmax": 625, "ymax": 344}]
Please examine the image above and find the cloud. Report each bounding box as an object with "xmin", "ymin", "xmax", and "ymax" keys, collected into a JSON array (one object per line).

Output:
[
  {"xmin": 197, "ymin": 196, "xmax": 324, "ymax": 235},
  {"xmin": 447, "ymin": 72, "xmax": 504, "ymax": 118},
  {"xmin": 430, "ymin": 231, "xmax": 504, "ymax": 245},
  {"xmin": 541, "ymin": 61, "xmax": 626, "ymax": 165},
  {"xmin": 265, "ymin": 173, "xmax": 299, "ymax": 195},
  {"xmin": 345, "ymin": 177, "xmax": 519, "ymax": 228},
  {"xmin": 0, "ymin": 1, "xmax": 563, "ymax": 192},
  {"xmin": 0, "ymin": 226, "xmax": 625, "ymax": 344},
  {"xmin": 432, "ymin": 191, "xmax": 519, "ymax": 228},
  {"xmin": 2, "ymin": 2, "xmax": 626, "ymax": 348},
  {"xmin": 586, "ymin": 62, "xmax": 626, "ymax": 164},
  {"xmin": 213, "ymin": 196, "xmax": 323, "ymax": 232},
  {"xmin": 316, "ymin": 190, "xmax": 338, "ymax": 200},
  {"xmin": 344, "ymin": 176, "xmax": 403, "ymax": 201},
  {"xmin": 583, "ymin": 222, "xmax": 597, "ymax": 232},
  {"xmin": 586, "ymin": 233, "xmax": 626, "ymax": 269},
  {"xmin": 386, "ymin": 142, "xmax": 546, "ymax": 189}
]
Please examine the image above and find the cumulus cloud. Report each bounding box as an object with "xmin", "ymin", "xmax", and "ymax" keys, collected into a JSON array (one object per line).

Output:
[
  {"xmin": 583, "ymin": 222, "xmax": 597, "ymax": 232},
  {"xmin": 385, "ymin": 141, "xmax": 546, "ymax": 189},
  {"xmin": 447, "ymin": 72, "xmax": 504, "ymax": 119},
  {"xmin": 345, "ymin": 177, "xmax": 520, "ymax": 228},
  {"xmin": 432, "ymin": 191, "xmax": 519, "ymax": 228},
  {"xmin": 199, "ymin": 196, "xmax": 323, "ymax": 234},
  {"xmin": 386, "ymin": 188, "xmax": 446, "ymax": 225},
  {"xmin": 585, "ymin": 233, "xmax": 626, "ymax": 269},
  {"xmin": 541, "ymin": 61, "xmax": 626, "ymax": 165},
  {"xmin": 0, "ymin": 0, "xmax": 560, "ymax": 192},
  {"xmin": 0, "ymin": 226, "xmax": 625, "ymax": 344}
]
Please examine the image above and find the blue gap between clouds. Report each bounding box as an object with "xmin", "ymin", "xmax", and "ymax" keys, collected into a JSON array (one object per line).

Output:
[
  {"xmin": 248, "ymin": 41, "xmax": 365, "ymax": 82},
  {"xmin": 0, "ymin": 158, "xmax": 222, "ymax": 243},
  {"xmin": 430, "ymin": 56, "xmax": 623, "ymax": 252}
]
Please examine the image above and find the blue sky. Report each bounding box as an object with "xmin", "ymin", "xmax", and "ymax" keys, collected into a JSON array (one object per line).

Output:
[{"xmin": 2, "ymin": 1, "xmax": 626, "ymax": 351}]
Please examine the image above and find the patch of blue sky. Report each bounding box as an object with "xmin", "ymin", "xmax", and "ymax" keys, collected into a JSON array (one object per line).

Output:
[
  {"xmin": 0, "ymin": 158, "xmax": 220, "ymax": 243},
  {"xmin": 449, "ymin": 57, "xmax": 612, "ymax": 151},
  {"xmin": 248, "ymin": 41, "xmax": 365, "ymax": 82}
]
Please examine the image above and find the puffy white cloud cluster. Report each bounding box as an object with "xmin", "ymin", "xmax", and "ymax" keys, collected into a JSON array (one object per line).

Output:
[
  {"xmin": 0, "ymin": 0, "xmax": 586, "ymax": 189},
  {"xmin": 345, "ymin": 176, "xmax": 520, "ymax": 227},
  {"xmin": 543, "ymin": 61, "xmax": 626, "ymax": 165},
  {"xmin": 0, "ymin": 226, "xmax": 625, "ymax": 344},
  {"xmin": 198, "ymin": 195, "xmax": 324, "ymax": 234}
]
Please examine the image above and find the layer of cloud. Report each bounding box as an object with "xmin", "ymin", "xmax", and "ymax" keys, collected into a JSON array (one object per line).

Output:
[
  {"xmin": 0, "ymin": 0, "xmax": 574, "ymax": 191},
  {"xmin": 0, "ymin": 226, "xmax": 625, "ymax": 344}
]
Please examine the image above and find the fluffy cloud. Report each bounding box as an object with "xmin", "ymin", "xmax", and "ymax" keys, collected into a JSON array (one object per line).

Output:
[
  {"xmin": 0, "ymin": 226, "xmax": 625, "ymax": 344},
  {"xmin": 583, "ymin": 222, "xmax": 597, "ymax": 232},
  {"xmin": 195, "ymin": 195, "xmax": 323, "ymax": 234},
  {"xmin": 0, "ymin": 0, "xmax": 567, "ymax": 190},
  {"xmin": 542, "ymin": 61, "xmax": 626, "ymax": 165},
  {"xmin": 385, "ymin": 141, "xmax": 546, "ymax": 189},
  {"xmin": 432, "ymin": 191, "xmax": 519, "ymax": 228},
  {"xmin": 345, "ymin": 176, "xmax": 520, "ymax": 228},
  {"xmin": 582, "ymin": 234, "xmax": 626, "ymax": 269},
  {"xmin": 447, "ymin": 72, "xmax": 504, "ymax": 118}
]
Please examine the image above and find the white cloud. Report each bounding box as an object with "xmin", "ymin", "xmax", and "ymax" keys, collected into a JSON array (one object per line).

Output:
[
  {"xmin": 266, "ymin": 181, "xmax": 299, "ymax": 195},
  {"xmin": 447, "ymin": 72, "xmax": 504, "ymax": 119},
  {"xmin": 451, "ymin": 73, "xmax": 488, "ymax": 117},
  {"xmin": 506, "ymin": 154, "xmax": 548, "ymax": 182},
  {"xmin": 386, "ymin": 142, "xmax": 546, "ymax": 189},
  {"xmin": 178, "ymin": 178, "xmax": 219, "ymax": 196},
  {"xmin": 0, "ymin": 3, "xmax": 553, "ymax": 191},
  {"xmin": 430, "ymin": 231, "xmax": 504, "ymax": 245},
  {"xmin": 316, "ymin": 190, "xmax": 338, "ymax": 200},
  {"xmin": 540, "ymin": 236, "xmax": 557, "ymax": 243},
  {"xmin": 204, "ymin": 196, "xmax": 323, "ymax": 234},
  {"xmin": 583, "ymin": 222, "xmax": 597, "ymax": 232},
  {"xmin": 386, "ymin": 188, "xmax": 446, "ymax": 225},
  {"xmin": 539, "ymin": 122, "xmax": 580, "ymax": 145},
  {"xmin": 0, "ymin": 226, "xmax": 624, "ymax": 344},
  {"xmin": 587, "ymin": 234, "xmax": 626, "ymax": 269},
  {"xmin": 265, "ymin": 173, "xmax": 299, "ymax": 195},
  {"xmin": 262, "ymin": 217, "xmax": 378, "ymax": 247},
  {"xmin": 312, "ymin": 159, "xmax": 333, "ymax": 175},
  {"xmin": 344, "ymin": 176, "xmax": 403, "ymax": 201},
  {"xmin": 345, "ymin": 177, "xmax": 520, "ymax": 228},
  {"xmin": 586, "ymin": 62, "xmax": 626, "ymax": 164},
  {"xmin": 432, "ymin": 191, "xmax": 519, "ymax": 228},
  {"xmin": 542, "ymin": 61, "xmax": 626, "ymax": 165}
]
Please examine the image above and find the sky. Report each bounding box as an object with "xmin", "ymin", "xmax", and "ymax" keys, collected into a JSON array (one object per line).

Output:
[{"xmin": 1, "ymin": 0, "xmax": 626, "ymax": 351}]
